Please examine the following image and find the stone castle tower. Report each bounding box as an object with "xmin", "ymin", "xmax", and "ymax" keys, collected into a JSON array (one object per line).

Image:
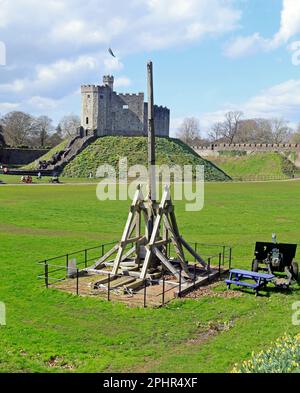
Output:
[{"xmin": 81, "ymin": 75, "xmax": 170, "ymax": 137}]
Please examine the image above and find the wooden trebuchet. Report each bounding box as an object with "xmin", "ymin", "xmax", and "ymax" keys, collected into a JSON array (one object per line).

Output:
[{"xmin": 86, "ymin": 61, "xmax": 209, "ymax": 290}]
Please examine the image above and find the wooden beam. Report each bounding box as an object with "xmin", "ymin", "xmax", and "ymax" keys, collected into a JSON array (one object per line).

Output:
[
  {"xmin": 112, "ymin": 187, "xmax": 143, "ymax": 275},
  {"xmin": 121, "ymin": 246, "xmax": 136, "ymax": 262},
  {"xmin": 140, "ymin": 187, "xmax": 169, "ymax": 279},
  {"xmin": 152, "ymin": 246, "xmax": 186, "ymax": 282},
  {"xmin": 180, "ymin": 236, "xmax": 207, "ymax": 269},
  {"xmin": 91, "ymin": 243, "xmax": 119, "ymax": 270},
  {"xmin": 152, "ymin": 239, "xmax": 171, "ymax": 247},
  {"xmin": 163, "ymin": 214, "xmax": 191, "ymax": 278}
]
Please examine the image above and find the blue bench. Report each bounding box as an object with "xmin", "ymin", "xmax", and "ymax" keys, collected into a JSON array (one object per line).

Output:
[{"xmin": 225, "ymin": 268, "xmax": 274, "ymax": 295}]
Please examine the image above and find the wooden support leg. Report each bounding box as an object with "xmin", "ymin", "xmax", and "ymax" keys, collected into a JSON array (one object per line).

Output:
[
  {"xmin": 162, "ymin": 215, "xmax": 191, "ymax": 278},
  {"xmin": 180, "ymin": 236, "xmax": 207, "ymax": 269},
  {"xmin": 152, "ymin": 246, "xmax": 185, "ymax": 282},
  {"xmin": 91, "ymin": 244, "xmax": 119, "ymax": 270},
  {"xmin": 112, "ymin": 187, "xmax": 143, "ymax": 275}
]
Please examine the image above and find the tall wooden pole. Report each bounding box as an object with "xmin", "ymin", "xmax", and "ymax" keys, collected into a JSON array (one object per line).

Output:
[
  {"xmin": 147, "ymin": 61, "xmax": 156, "ymax": 239},
  {"xmin": 147, "ymin": 61, "xmax": 156, "ymax": 201}
]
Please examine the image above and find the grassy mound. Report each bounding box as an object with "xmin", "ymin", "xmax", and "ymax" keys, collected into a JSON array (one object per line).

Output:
[
  {"xmin": 209, "ymin": 152, "xmax": 298, "ymax": 180},
  {"xmin": 22, "ymin": 139, "xmax": 71, "ymax": 170},
  {"xmin": 62, "ymin": 136, "xmax": 230, "ymax": 181}
]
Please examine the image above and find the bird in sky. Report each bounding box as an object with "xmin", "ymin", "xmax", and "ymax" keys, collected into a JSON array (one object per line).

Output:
[{"xmin": 108, "ymin": 48, "xmax": 116, "ymax": 58}]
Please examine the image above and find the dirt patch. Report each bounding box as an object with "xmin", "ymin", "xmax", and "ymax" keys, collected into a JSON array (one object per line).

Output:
[
  {"xmin": 132, "ymin": 319, "xmax": 235, "ymax": 373},
  {"xmin": 183, "ymin": 279, "xmax": 242, "ymax": 299},
  {"xmin": 47, "ymin": 355, "xmax": 75, "ymax": 370},
  {"xmin": 184, "ymin": 286, "xmax": 241, "ymax": 299}
]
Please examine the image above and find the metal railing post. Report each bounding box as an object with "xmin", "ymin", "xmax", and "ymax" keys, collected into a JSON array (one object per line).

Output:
[
  {"xmin": 218, "ymin": 253, "xmax": 222, "ymax": 278},
  {"xmin": 45, "ymin": 261, "xmax": 49, "ymax": 288},
  {"xmin": 179, "ymin": 265, "xmax": 182, "ymax": 297},
  {"xmin": 193, "ymin": 263, "xmax": 197, "ymax": 289},
  {"xmin": 107, "ymin": 273, "xmax": 111, "ymax": 301},
  {"xmin": 207, "ymin": 258, "xmax": 211, "ymax": 282},
  {"xmin": 229, "ymin": 247, "xmax": 232, "ymax": 269},
  {"xmin": 66, "ymin": 253, "xmax": 69, "ymax": 269},
  {"xmin": 222, "ymin": 246, "xmax": 225, "ymax": 265},
  {"xmin": 143, "ymin": 280, "xmax": 147, "ymax": 308},
  {"xmin": 162, "ymin": 274, "xmax": 165, "ymax": 306},
  {"xmin": 76, "ymin": 268, "xmax": 79, "ymax": 295}
]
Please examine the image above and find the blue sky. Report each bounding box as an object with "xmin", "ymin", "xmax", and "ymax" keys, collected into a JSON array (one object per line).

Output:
[{"xmin": 1, "ymin": 0, "xmax": 300, "ymax": 136}]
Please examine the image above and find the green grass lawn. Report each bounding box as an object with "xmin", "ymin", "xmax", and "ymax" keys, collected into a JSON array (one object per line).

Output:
[
  {"xmin": 0, "ymin": 180, "xmax": 300, "ymax": 372},
  {"xmin": 209, "ymin": 152, "xmax": 298, "ymax": 180}
]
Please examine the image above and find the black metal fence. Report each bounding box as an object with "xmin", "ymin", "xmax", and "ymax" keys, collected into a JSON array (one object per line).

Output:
[
  {"xmin": 37, "ymin": 241, "xmax": 232, "ymax": 307},
  {"xmin": 232, "ymin": 174, "xmax": 300, "ymax": 182}
]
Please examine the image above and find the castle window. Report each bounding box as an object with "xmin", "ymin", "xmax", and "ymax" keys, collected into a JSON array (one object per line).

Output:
[
  {"xmin": 123, "ymin": 104, "xmax": 129, "ymax": 109},
  {"xmin": 87, "ymin": 94, "xmax": 90, "ymax": 98},
  {"xmin": 100, "ymin": 94, "xmax": 104, "ymax": 99},
  {"xmin": 86, "ymin": 117, "xmax": 89, "ymax": 125}
]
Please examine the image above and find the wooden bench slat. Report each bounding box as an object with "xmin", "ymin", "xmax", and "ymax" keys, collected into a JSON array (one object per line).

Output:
[
  {"xmin": 230, "ymin": 268, "xmax": 274, "ymax": 280},
  {"xmin": 225, "ymin": 279, "xmax": 259, "ymax": 289}
]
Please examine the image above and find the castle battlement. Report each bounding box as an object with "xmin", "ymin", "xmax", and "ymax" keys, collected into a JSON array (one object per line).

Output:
[
  {"xmin": 154, "ymin": 105, "xmax": 169, "ymax": 111},
  {"xmin": 192, "ymin": 143, "xmax": 300, "ymax": 151},
  {"xmin": 81, "ymin": 74, "xmax": 170, "ymax": 138},
  {"xmin": 117, "ymin": 93, "xmax": 144, "ymax": 97},
  {"xmin": 81, "ymin": 85, "xmax": 101, "ymax": 93}
]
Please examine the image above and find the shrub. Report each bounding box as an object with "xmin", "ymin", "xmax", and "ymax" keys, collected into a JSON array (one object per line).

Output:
[{"xmin": 232, "ymin": 334, "xmax": 300, "ymax": 373}]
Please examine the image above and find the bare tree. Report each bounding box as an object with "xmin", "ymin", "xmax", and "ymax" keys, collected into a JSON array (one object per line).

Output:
[
  {"xmin": 208, "ymin": 122, "xmax": 223, "ymax": 142},
  {"xmin": 0, "ymin": 122, "xmax": 5, "ymax": 146},
  {"xmin": 60, "ymin": 114, "xmax": 80, "ymax": 138},
  {"xmin": 290, "ymin": 123, "xmax": 300, "ymax": 143},
  {"xmin": 177, "ymin": 117, "xmax": 201, "ymax": 145},
  {"xmin": 208, "ymin": 114, "xmax": 293, "ymax": 144},
  {"xmin": 47, "ymin": 124, "xmax": 63, "ymax": 147},
  {"xmin": 269, "ymin": 118, "xmax": 292, "ymax": 143},
  {"xmin": 237, "ymin": 118, "xmax": 273, "ymax": 143},
  {"xmin": 209, "ymin": 111, "xmax": 243, "ymax": 143},
  {"xmin": 1, "ymin": 111, "xmax": 35, "ymax": 146},
  {"xmin": 32, "ymin": 115, "xmax": 54, "ymax": 147},
  {"xmin": 222, "ymin": 111, "xmax": 244, "ymax": 143}
]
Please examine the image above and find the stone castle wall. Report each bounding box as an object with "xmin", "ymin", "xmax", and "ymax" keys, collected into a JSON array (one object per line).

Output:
[
  {"xmin": 0, "ymin": 148, "xmax": 49, "ymax": 165},
  {"xmin": 81, "ymin": 76, "xmax": 170, "ymax": 137},
  {"xmin": 193, "ymin": 143, "xmax": 300, "ymax": 152},
  {"xmin": 81, "ymin": 85, "xmax": 100, "ymax": 132},
  {"xmin": 111, "ymin": 93, "xmax": 144, "ymax": 135}
]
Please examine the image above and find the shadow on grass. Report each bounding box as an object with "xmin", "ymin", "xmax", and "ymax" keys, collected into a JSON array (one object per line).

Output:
[{"xmin": 226, "ymin": 282, "xmax": 300, "ymax": 298}]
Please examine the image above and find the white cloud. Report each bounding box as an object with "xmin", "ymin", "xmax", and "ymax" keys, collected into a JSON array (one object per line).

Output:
[
  {"xmin": 0, "ymin": 55, "xmax": 99, "ymax": 98},
  {"xmin": 0, "ymin": 0, "xmax": 242, "ymax": 119},
  {"xmin": 103, "ymin": 57, "xmax": 124, "ymax": 73},
  {"xmin": 50, "ymin": 19, "xmax": 109, "ymax": 45},
  {"xmin": 199, "ymin": 79, "xmax": 300, "ymax": 132},
  {"xmin": 134, "ymin": 0, "xmax": 241, "ymax": 50},
  {"xmin": 27, "ymin": 96, "xmax": 60, "ymax": 111},
  {"xmin": 114, "ymin": 77, "xmax": 131, "ymax": 88},
  {"xmin": 274, "ymin": 0, "xmax": 300, "ymax": 44},
  {"xmin": 170, "ymin": 117, "xmax": 184, "ymax": 137},
  {"xmin": 0, "ymin": 102, "xmax": 20, "ymax": 112},
  {"xmin": 242, "ymin": 79, "xmax": 300, "ymax": 118},
  {"xmin": 224, "ymin": 33, "xmax": 272, "ymax": 58},
  {"xmin": 224, "ymin": 0, "xmax": 300, "ymax": 58}
]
